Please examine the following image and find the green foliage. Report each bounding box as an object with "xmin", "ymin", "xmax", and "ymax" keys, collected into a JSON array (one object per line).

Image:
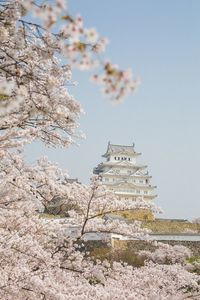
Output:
[
  {"xmin": 0, "ymin": 94, "xmax": 9, "ymax": 100},
  {"xmin": 90, "ymin": 247, "xmax": 144, "ymax": 267},
  {"xmin": 39, "ymin": 213, "xmax": 63, "ymax": 219},
  {"xmin": 187, "ymin": 256, "xmax": 200, "ymax": 264}
]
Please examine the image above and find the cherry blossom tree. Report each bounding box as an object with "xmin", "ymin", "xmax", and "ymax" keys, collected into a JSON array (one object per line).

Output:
[
  {"xmin": 0, "ymin": 1, "xmax": 200, "ymax": 299},
  {"xmin": 0, "ymin": 0, "xmax": 139, "ymax": 152}
]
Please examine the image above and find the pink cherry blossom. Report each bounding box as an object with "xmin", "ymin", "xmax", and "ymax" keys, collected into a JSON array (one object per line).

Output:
[{"xmin": 0, "ymin": 1, "xmax": 199, "ymax": 299}]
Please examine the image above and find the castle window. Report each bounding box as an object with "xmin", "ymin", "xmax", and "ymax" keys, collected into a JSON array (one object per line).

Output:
[
  {"xmin": 144, "ymin": 191, "xmax": 148, "ymax": 194},
  {"xmin": 139, "ymin": 180, "xmax": 143, "ymax": 183},
  {"xmin": 128, "ymin": 158, "xmax": 130, "ymax": 161},
  {"xmin": 114, "ymin": 156, "xmax": 116, "ymax": 160},
  {"xmin": 136, "ymin": 190, "xmax": 140, "ymax": 194},
  {"xmin": 118, "ymin": 157, "xmax": 120, "ymax": 160}
]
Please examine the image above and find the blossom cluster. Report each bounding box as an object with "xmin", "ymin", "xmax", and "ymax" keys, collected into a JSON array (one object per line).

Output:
[
  {"xmin": 139, "ymin": 242, "xmax": 192, "ymax": 265},
  {"xmin": 91, "ymin": 63, "xmax": 140, "ymax": 102}
]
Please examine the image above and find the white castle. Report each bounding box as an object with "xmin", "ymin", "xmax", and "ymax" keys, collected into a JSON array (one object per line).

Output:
[{"xmin": 93, "ymin": 142, "xmax": 157, "ymax": 202}]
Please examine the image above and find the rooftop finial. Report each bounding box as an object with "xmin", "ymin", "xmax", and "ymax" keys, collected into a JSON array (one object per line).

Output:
[{"xmin": 132, "ymin": 142, "xmax": 135, "ymax": 148}]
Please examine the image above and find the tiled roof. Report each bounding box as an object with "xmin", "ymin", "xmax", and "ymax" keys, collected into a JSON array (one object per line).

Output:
[{"xmin": 103, "ymin": 142, "xmax": 137, "ymax": 156}]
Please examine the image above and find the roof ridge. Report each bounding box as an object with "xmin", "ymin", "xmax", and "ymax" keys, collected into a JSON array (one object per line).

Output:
[{"xmin": 109, "ymin": 143, "xmax": 134, "ymax": 147}]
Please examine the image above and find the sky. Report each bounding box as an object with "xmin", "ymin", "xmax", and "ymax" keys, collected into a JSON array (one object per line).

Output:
[{"xmin": 25, "ymin": 0, "xmax": 200, "ymax": 220}]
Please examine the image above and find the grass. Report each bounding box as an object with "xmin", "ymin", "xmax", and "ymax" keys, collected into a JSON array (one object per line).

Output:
[{"xmin": 141, "ymin": 219, "xmax": 200, "ymax": 234}]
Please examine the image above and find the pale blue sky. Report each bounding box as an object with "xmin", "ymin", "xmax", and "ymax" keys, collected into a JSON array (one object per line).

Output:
[{"xmin": 26, "ymin": 0, "xmax": 200, "ymax": 220}]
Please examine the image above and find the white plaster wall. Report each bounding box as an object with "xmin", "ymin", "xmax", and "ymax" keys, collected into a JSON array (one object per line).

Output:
[{"xmin": 109, "ymin": 154, "xmax": 136, "ymax": 164}]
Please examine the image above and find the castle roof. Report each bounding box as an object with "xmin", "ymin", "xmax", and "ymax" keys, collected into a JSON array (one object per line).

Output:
[
  {"xmin": 107, "ymin": 181, "xmax": 156, "ymax": 190},
  {"xmin": 102, "ymin": 142, "xmax": 140, "ymax": 157},
  {"xmin": 93, "ymin": 161, "xmax": 147, "ymax": 174}
]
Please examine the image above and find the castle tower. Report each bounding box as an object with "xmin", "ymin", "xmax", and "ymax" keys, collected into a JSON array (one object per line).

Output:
[{"xmin": 93, "ymin": 142, "xmax": 157, "ymax": 220}]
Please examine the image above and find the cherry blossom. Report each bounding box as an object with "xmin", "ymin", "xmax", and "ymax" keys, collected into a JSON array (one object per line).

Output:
[
  {"xmin": 91, "ymin": 63, "xmax": 140, "ymax": 102},
  {"xmin": 139, "ymin": 242, "xmax": 192, "ymax": 265},
  {"xmin": 193, "ymin": 217, "xmax": 200, "ymax": 224},
  {"xmin": 0, "ymin": 1, "xmax": 200, "ymax": 299}
]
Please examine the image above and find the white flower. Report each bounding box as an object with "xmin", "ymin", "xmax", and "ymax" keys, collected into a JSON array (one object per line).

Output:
[
  {"xmin": 84, "ymin": 27, "xmax": 99, "ymax": 44},
  {"xmin": 0, "ymin": 27, "xmax": 9, "ymax": 42}
]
